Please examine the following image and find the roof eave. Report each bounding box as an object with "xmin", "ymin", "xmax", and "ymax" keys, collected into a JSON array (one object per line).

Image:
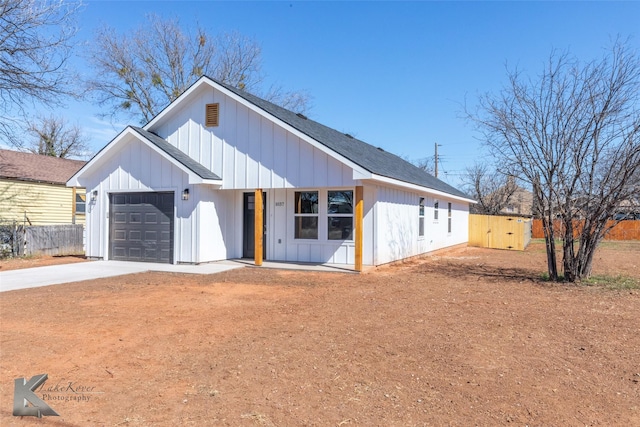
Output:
[
  {"xmin": 367, "ymin": 173, "xmax": 476, "ymax": 203},
  {"xmin": 67, "ymin": 127, "xmax": 219, "ymax": 187},
  {"xmin": 3, "ymin": 176, "xmax": 68, "ymax": 186},
  {"xmin": 189, "ymin": 177, "xmax": 223, "ymax": 186},
  {"xmin": 144, "ymin": 76, "xmax": 372, "ymax": 179}
]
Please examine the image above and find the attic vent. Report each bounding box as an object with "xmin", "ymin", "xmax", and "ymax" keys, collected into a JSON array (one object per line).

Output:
[
  {"xmin": 377, "ymin": 147, "xmax": 385, "ymax": 152},
  {"xmin": 345, "ymin": 133, "xmax": 354, "ymax": 139},
  {"xmin": 206, "ymin": 103, "xmax": 220, "ymax": 127},
  {"xmin": 296, "ymin": 113, "xmax": 307, "ymax": 120}
]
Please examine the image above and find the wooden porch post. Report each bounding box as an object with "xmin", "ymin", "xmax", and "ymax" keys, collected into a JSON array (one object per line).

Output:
[
  {"xmin": 254, "ymin": 188, "xmax": 263, "ymax": 266},
  {"xmin": 355, "ymin": 186, "xmax": 364, "ymax": 272}
]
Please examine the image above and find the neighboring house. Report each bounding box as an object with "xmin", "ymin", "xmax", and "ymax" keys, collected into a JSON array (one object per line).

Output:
[
  {"xmin": 501, "ymin": 186, "xmax": 534, "ymax": 216},
  {"xmin": 614, "ymin": 198, "xmax": 640, "ymax": 220},
  {"xmin": 68, "ymin": 76, "xmax": 474, "ymax": 269},
  {"xmin": 0, "ymin": 149, "xmax": 86, "ymax": 226}
]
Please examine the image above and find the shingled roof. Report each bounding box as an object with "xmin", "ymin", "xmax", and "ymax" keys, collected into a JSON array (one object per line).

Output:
[
  {"xmin": 130, "ymin": 127, "xmax": 221, "ymax": 181},
  {"xmin": 0, "ymin": 149, "xmax": 86, "ymax": 185},
  {"xmin": 211, "ymin": 78, "xmax": 470, "ymax": 200}
]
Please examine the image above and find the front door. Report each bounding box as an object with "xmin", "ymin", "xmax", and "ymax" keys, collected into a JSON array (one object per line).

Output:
[{"xmin": 243, "ymin": 192, "xmax": 266, "ymax": 259}]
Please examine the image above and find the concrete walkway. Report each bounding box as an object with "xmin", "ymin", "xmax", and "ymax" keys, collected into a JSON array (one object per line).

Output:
[
  {"xmin": 0, "ymin": 259, "xmax": 359, "ymax": 293},
  {"xmin": 0, "ymin": 260, "xmax": 243, "ymax": 293}
]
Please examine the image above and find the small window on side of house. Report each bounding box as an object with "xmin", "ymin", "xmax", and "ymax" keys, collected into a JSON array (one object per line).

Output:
[
  {"xmin": 434, "ymin": 200, "xmax": 439, "ymax": 220},
  {"xmin": 447, "ymin": 202, "xmax": 452, "ymax": 233},
  {"xmin": 76, "ymin": 193, "xmax": 86, "ymax": 215},
  {"xmin": 419, "ymin": 197, "xmax": 425, "ymax": 237}
]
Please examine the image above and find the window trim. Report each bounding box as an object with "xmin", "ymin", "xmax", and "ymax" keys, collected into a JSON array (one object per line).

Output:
[
  {"xmin": 291, "ymin": 189, "xmax": 355, "ymax": 242},
  {"xmin": 418, "ymin": 197, "xmax": 425, "ymax": 237},
  {"xmin": 294, "ymin": 191, "xmax": 319, "ymax": 240},
  {"xmin": 75, "ymin": 193, "xmax": 86, "ymax": 215},
  {"xmin": 327, "ymin": 190, "xmax": 354, "ymax": 241}
]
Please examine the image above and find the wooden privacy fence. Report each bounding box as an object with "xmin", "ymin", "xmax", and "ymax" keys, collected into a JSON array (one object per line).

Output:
[
  {"xmin": 532, "ymin": 219, "xmax": 640, "ymax": 241},
  {"xmin": 468, "ymin": 214, "xmax": 532, "ymax": 251},
  {"xmin": 24, "ymin": 224, "xmax": 84, "ymax": 256}
]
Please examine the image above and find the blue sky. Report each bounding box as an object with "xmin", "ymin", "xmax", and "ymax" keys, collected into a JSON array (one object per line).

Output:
[{"xmin": 52, "ymin": 1, "xmax": 640, "ymax": 186}]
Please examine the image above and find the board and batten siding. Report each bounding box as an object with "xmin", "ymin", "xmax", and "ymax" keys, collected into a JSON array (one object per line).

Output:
[
  {"xmin": 373, "ymin": 185, "xmax": 469, "ymax": 265},
  {"xmin": 82, "ymin": 136, "xmax": 227, "ymax": 263},
  {"xmin": 195, "ymin": 187, "xmax": 365, "ymax": 265},
  {"xmin": 0, "ymin": 179, "xmax": 85, "ymax": 226},
  {"xmin": 150, "ymin": 85, "xmax": 356, "ymax": 191},
  {"xmin": 144, "ymin": 84, "xmax": 361, "ymax": 264}
]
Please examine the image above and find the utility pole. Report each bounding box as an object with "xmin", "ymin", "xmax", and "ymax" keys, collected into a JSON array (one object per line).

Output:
[{"xmin": 434, "ymin": 143, "xmax": 441, "ymax": 178}]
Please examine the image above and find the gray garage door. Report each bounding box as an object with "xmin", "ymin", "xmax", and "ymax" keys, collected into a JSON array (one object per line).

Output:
[{"xmin": 109, "ymin": 192, "xmax": 174, "ymax": 263}]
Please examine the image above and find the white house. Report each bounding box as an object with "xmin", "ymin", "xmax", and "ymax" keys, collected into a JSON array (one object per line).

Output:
[{"xmin": 68, "ymin": 76, "xmax": 474, "ymax": 270}]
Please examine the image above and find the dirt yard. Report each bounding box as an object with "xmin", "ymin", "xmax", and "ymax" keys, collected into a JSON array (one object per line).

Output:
[{"xmin": 1, "ymin": 241, "xmax": 639, "ymax": 426}]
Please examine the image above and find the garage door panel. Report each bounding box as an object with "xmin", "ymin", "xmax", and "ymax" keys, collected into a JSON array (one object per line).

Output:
[
  {"xmin": 145, "ymin": 248, "xmax": 157, "ymax": 259},
  {"xmin": 109, "ymin": 192, "xmax": 174, "ymax": 263},
  {"xmin": 128, "ymin": 247, "xmax": 142, "ymax": 259},
  {"xmin": 145, "ymin": 212, "xmax": 158, "ymax": 224},
  {"xmin": 112, "ymin": 247, "xmax": 126, "ymax": 258},
  {"xmin": 160, "ymin": 248, "xmax": 171, "ymax": 262},
  {"xmin": 112, "ymin": 194, "xmax": 126, "ymax": 205}
]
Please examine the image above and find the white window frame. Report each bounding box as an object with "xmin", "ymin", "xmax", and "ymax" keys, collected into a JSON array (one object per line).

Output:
[
  {"xmin": 418, "ymin": 197, "xmax": 425, "ymax": 237},
  {"xmin": 327, "ymin": 190, "xmax": 354, "ymax": 241},
  {"xmin": 294, "ymin": 191, "xmax": 319, "ymax": 240}
]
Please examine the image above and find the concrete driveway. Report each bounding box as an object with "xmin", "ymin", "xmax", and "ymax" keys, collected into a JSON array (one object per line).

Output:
[{"xmin": 0, "ymin": 260, "xmax": 243, "ymax": 292}]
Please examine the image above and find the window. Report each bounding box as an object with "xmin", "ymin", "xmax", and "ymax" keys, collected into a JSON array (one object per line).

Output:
[
  {"xmin": 75, "ymin": 193, "xmax": 86, "ymax": 215},
  {"xmin": 294, "ymin": 191, "xmax": 318, "ymax": 239},
  {"xmin": 328, "ymin": 190, "xmax": 353, "ymax": 240},
  {"xmin": 418, "ymin": 197, "xmax": 425, "ymax": 237},
  {"xmin": 434, "ymin": 200, "xmax": 439, "ymax": 220},
  {"xmin": 448, "ymin": 202, "xmax": 452, "ymax": 233}
]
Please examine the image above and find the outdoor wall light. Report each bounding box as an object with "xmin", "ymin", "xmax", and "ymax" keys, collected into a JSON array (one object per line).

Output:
[
  {"xmin": 182, "ymin": 188, "xmax": 190, "ymax": 201},
  {"xmin": 91, "ymin": 190, "xmax": 98, "ymax": 201}
]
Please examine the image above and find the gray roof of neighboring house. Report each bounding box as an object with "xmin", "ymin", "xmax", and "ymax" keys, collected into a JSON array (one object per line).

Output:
[
  {"xmin": 0, "ymin": 149, "xmax": 86, "ymax": 185},
  {"xmin": 130, "ymin": 127, "xmax": 221, "ymax": 181},
  {"xmin": 211, "ymin": 78, "xmax": 470, "ymax": 199}
]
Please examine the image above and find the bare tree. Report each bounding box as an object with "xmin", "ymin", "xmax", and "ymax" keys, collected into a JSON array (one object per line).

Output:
[
  {"xmin": 461, "ymin": 162, "xmax": 518, "ymax": 215},
  {"xmin": 0, "ymin": 0, "xmax": 81, "ymax": 146},
  {"xmin": 87, "ymin": 15, "xmax": 310, "ymax": 124},
  {"xmin": 27, "ymin": 115, "xmax": 89, "ymax": 159},
  {"xmin": 470, "ymin": 39, "xmax": 640, "ymax": 282},
  {"xmin": 413, "ymin": 156, "xmax": 436, "ymax": 176}
]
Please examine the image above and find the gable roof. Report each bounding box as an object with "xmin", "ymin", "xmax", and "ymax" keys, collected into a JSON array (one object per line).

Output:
[
  {"xmin": 67, "ymin": 127, "xmax": 221, "ymax": 187},
  {"xmin": 130, "ymin": 127, "xmax": 221, "ymax": 181},
  {"xmin": 168, "ymin": 77, "xmax": 469, "ymax": 200},
  {"xmin": 0, "ymin": 149, "xmax": 86, "ymax": 185}
]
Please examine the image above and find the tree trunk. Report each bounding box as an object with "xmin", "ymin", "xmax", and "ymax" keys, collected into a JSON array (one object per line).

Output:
[
  {"xmin": 541, "ymin": 217, "xmax": 558, "ymax": 280},
  {"xmin": 575, "ymin": 221, "xmax": 604, "ymax": 280},
  {"xmin": 562, "ymin": 219, "xmax": 576, "ymax": 282}
]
